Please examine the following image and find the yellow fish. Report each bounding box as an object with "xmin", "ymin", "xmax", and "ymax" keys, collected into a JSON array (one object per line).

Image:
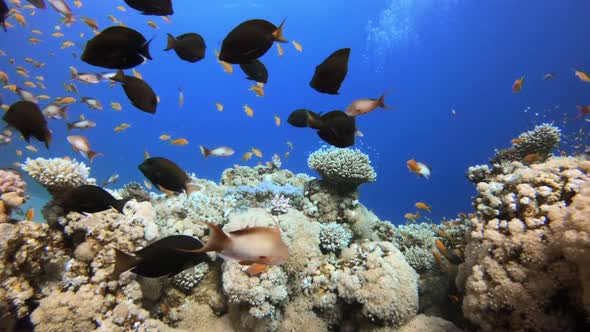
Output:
[
  {"xmin": 215, "ymin": 102, "xmax": 224, "ymax": 112},
  {"xmin": 25, "ymin": 145, "xmax": 37, "ymax": 152},
  {"xmin": 159, "ymin": 134, "xmax": 171, "ymax": 140},
  {"xmin": 16, "ymin": 70, "xmax": 28, "ymax": 78},
  {"xmin": 242, "ymin": 152, "xmax": 253, "ymax": 162},
  {"xmin": 25, "ymin": 207, "xmax": 34, "ymax": 221},
  {"xmin": 73, "ymin": 0, "xmax": 82, "ymax": 8},
  {"xmin": 55, "ymin": 97, "xmax": 76, "ymax": 104},
  {"xmin": 81, "ymin": 18, "xmax": 98, "ymax": 30},
  {"xmin": 51, "ymin": 32, "xmax": 64, "ymax": 37},
  {"xmin": 276, "ymin": 43, "xmax": 284, "ymax": 57},
  {"xmin": 0, "ymin": 71, "xmax": 8, "ymax": 84},
  {"xmin": 114, "ymin": 126, "xmax": 125, "ymax": 132},
  {"xmin": 110, "ymin": 102, "xmax": 122, "ymax": 111},
  {"xmin": 37, "ymin": 94, "xmax": 51, "ymax": 100},
  {"xmin": 3, "ymin": 84, "xmax": 17, "ymax": 92},
  {"xmin": 274, "ymin": 115, "xmax": 281, "ymax": 126},
  {"xmin": 116, "ymin": 6, "xmax": 126, "ymax": 11},
  {"xmin": 249, "ymin": 85, "xmax": 264, "ymax": 97},
  {"xmin": 132, "ymin": 68, "xmax": 142, "ymax": 79},
  {"xmin": 170, "ymin": 138, "xmax": 189, "ymax": 146},
  {"xmin": 23, "ymin": 81, "xmax": 36, "ymax": 88},
  {"xmin": 61, "ymin": 41, "xmax": 74, "ymax": 49},
  {"xmin": 574, "ymin": 69, "xmax": 590, "ymax": 82},
  {"xmin": 415, "ymin": 202, "xmax": 431, "ymax": 212},
  {"xmin": 292, "ymin": 40, "xmax": 303, "ymax": 52},
  {"xmin": 243, "ymin": 104, "xmax": 254, "ymax": 117},
  {"xmin": 31, "ymin": 29, "xmax": 42, "ymax": 35},
  {"xmin": 14, "ymin": 13, "xmax": 26, "ymax": 26},
  {"xmin": 28, "ymin": 37, "xmax": 41, "ymax": 44},
  {"xmin": 35, "ymin": 75, "xmax": 44, "ymax": 81},
  {"xmin": 147, "ymin": 20, "xmax": 158, "ymax": 29},
  {"xmin": 251, "ymin": 148, "xmax": 262, "ymax": 158},
  {"xmin": 15, "ymin": 149, "xmax": 22, "ymax": 156},
  {"xmin": 143, "ymin": 180, "xmax": 152, "ymax": 190},
  {"xmin": 107, "ymin": 15, "xmax": 118, "ymax": 23}
]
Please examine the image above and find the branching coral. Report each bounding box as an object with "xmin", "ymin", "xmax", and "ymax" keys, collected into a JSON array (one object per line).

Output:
[
  {"xmin": 269, "ymin": 194, "xmax": 290, "ymax": 215},
  {"xmin": 458, "ymin": 157, "xmax": 590, "ymax": 331},
  {"xmin": 120, "ymin": 182, "xmax": 150, "ymax": 202},
  {"xmin": 319, "ymin": 222, "xmax": 352, "ymax": 253},
  {"xmin": 490, "ymin": 123, "xmax": 561, "ymax": 166},
  {"xmin": 21, "ymin": 157, "xmax": 95, "ymax": 196},
  {"xmin": 308, "ymin": 147, "xmax": 376, "ymax": 189}
]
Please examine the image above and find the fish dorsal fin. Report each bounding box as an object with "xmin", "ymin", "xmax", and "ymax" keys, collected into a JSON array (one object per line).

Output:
[{"xmin": 229, "ymin": 226, "xmax": 279, "ymax": 236}]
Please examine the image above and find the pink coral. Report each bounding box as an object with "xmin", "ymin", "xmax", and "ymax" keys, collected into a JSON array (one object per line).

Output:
[{"xmin": 0, "ymin": 169, "xmax": 26, "ymax": 196}]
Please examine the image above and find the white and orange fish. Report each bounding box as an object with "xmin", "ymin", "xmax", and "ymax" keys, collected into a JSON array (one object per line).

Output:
[
  {"xmin": 67, "ymin": 135, "xmax": 102, "ymax": 162},
  {"xmin": 179, "ymin": 221, "xmax": 290, "ymax": 277},
  {"xmin": 407, "ymin": 159, "xmax": 431, "ymax": 179},
  {"xmin": 200, "ymin": 145, "xmax": 235, "ymax": 158},
  {"xmin": 344, "ymin": 93, "xmax": 389, "ymax": 117}
]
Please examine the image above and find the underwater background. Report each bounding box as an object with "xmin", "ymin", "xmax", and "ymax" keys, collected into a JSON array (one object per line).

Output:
[{"xmin": 1, "ymin": 1, "xmax": 590, "ymax": 223}]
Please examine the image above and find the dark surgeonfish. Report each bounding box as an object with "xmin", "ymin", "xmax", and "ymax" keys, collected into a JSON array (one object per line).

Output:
[
  {"xmin": 239, "ymin": 59, "xmax": 268, "ymax": 84},
  {"xmin": 26, "ymin": 0, "xmax": 46, "ymax": 9},
  {"xmin": 287, "ymin": 109, "xmax": 321, "ymax": 128},
  {"xmin": 60, "ymin": 185, "xmax": 130, "ymax": 214},
  {"xmin": 110, "ymin": 70, "xmax": 157, "ymax": 114},
  {"xmin": 310, "ymin": 48, "xmax": 351, "ymax": 95},
  {"xmin": 313, "ymin": 111, "xmax": 356, "ymax": 148},
  {"xmin": 3, "ymin": 101, "xmax": 52, "ymax": 148},
  {"xmin": 81, "ymin": 26, "xmax": 152, "ymax": 69},
  {"xmin": 219, "ymin": 18, "xmax": 287, "ymax": 64},
  {"xmin": 164, "ymin": 33, "xmax": 205, "ymax": 63},
  {"xmin": 1, "ymin": 0, "xmax": 8, "ymax": 32},
  {"xmin": 139, "ymin": 157, "xmax": 196, "ymax": 194},
  {"xmin": 124, "ymin": 0, "xmax": 173, "ymax": 16},
  {"xmin": 113, "ymin": 235, "xmax": 210, "ymax": 278}
]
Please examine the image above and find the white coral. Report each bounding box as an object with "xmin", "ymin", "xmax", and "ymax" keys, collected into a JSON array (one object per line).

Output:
[
  {"xmin": 308, "ymin": 147, "xmax": 376, "ymax": 187},
  {"xmin": 21, "ymin": 157, "xmax": 95, "ymax": 195}
]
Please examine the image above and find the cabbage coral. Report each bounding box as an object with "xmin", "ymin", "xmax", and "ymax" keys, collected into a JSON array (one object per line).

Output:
[
  {"xmin": 308, "ymin": 147, "xmax": 376, "ymax": 189},
  {"xmin": 21, "ymin": 157, "xmax": 95, "ymax": 196}
]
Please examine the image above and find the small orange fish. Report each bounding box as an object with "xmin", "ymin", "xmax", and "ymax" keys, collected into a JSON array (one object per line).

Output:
[
  {"xmin": 406, "ymin": 159, "xmax": 431, "ymax": 179},
  {"xmin": 274, "ymin": 115, "xmax": 281, "ymax": 126},
  {"xmin": 28, "ymin": 37, "xmax": 41, "ymax": 45},
  {"xmin": 215, "ymin": 102, "xmax": 224, "ymax": 112},
  {"xmin": 251, "ymin": 147, "xmax": 262, "ymax": 158},
  {"xmin": 404, "ymin": 212, "xmax": 420, "ymax": 220},
  {"xmin": 415, "ymin": 202, "xmax": 431, "ymax": 212},
  {"xmin": 292, "ymin": 40, "xmax": 303, "ymax": 52},
  {"xmin": 61, "ymin": 41, "xmax": 75, "ymax": 49},
  {"xmin": 81, "ymin": 17, "xmax": 98, "ymax": 30},
  {"xmin": 276, "ymin": 43, "xmax": 284, "ymax": 57},
  {"xmin": 214, "ymin": 50, "xmax": 233, "ymax": 74},
  {"xmin": 55, "ymin": 97, "xmax": 76, "ymax": 105},
  {"xmin": 434, "ymin": 239, "xmax": 448, "ymax": 257},
  {"xmin": 25, "ymin": 207, "xmax": 34, "ymax": 221},
  {"xmin": 147, "ymin": 20, "xmax": 158, "ymax": 29},
  {"xmin": 511, "ymin": 138, "xmax": 525, "ymax": 145},
  {"xmin": 244, "ymin": 105, "xmax": 254, "ymax": 117},
  {"xmin": 522, "ymin": 153, "xmax": 542, "ymax": 164},
  {"xmin": 242, "ymin": 152, "xmax": 253, "ymax": 161},
  {"xmin": 249, "ymin": 85, "xmax": 264, "ymax": 97},
  {"xmin": 512, "ymin": 76, "xmax": 524, "ymax": 93},
  {"xmin": 573, "ymin": 69, "xmax": 590, "ymax": 82},
  {"xmin": 144, "ymin": 180, "xmax": 152, "ymax": 190},
  {"xmin": 576, "ymin": 105, "xmax": 590, "ymax": 119},
  {"xmin": 159, "ymin": 134, "xmax": 171, "ymax": 141},
  {"xmin": 110, "ymin": 102, "xmax": 122, "ymax": 111},
  {"xmin": 432, "ymin": 251, "xmax": 443, "ymax": 270},
  {"xmin": 132, "ymin": 68, "xmax": 142, "ymax": 79},
  {"xmin": 25, "ymin": 145, "xmax": 37, "ymax": 152},
  {"xmin": 170, "ymin": 138, "xmax": 189, "ymax": 146},
  {"xmin": 67, "ymin": 135, "xmax": 103, "ymax": 163},
  {"xmin": 15, "ymin": 149, "xmax": 22, "ymax": 156}
]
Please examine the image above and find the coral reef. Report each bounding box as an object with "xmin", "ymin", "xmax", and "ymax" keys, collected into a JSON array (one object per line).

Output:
[
  {"xmin": 171, "ymin": 263, "xmax": 209, "ymax": 293},
  {"xmin": 0, "ymin": 169, "xmax": 26, "ymax": 196},
  {"xmin": 120, "ymin": 182, "xmax": 151, "ymax": 202},
  {"xmin": 308, "ymin": 147, "xmax": 376, "ymax": 190},
  {"xmin": 490, "ymin": 123, "xmax": 561, "ymax": 167},
  {"xmin": 458, "ymin": 157, "xmax": 590, "ymax": 331},
  {"xmin": 21, "ymin": 157, "xmax": 96, "ymax": 196},
  {"xmin": 269, "ymin": 194, "xmax": 290, "ymax": 215}
]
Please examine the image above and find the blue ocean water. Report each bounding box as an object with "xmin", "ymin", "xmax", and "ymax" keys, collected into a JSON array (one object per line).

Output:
[{"xmin": 0, "ymin": 0, "xmax": 588, "ymax": 224}]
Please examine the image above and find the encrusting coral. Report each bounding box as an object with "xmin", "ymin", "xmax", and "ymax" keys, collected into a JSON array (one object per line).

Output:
[{"xmin": 457, "ymin": 157, "xmax": 590, "ymax": 331}]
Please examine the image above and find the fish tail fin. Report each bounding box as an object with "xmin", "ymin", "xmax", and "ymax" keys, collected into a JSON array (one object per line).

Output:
[
  {"xmin": 140, "ymin": 35, "xmax": 155, "ymax": 60},
  {"xmin": 113, "ymin": 248, "xmax": 140, "ymax": 278},
  {"xmin": 66, "ymin": 123, "xmax": 74, "ymax": 131},
  {"xmin": 177, "ymin": 221, "xmax": 230, "ymax": 253},
  {"xmin": 44, "ymin": 129, "xmax": 52, "ymax": 149},
  {"xmin": 164, "ymin": 33, "xmax": 176, "ymax": 51},
  {"xmin": 306, "ymin": 111, "xmax": 322, "ymax": 129},
  {"xmin": 60, "ymin": 106, "xmax": 69, "ymax": 120},
  {"xmin": 378, "ymin": 93, "xmax": 390, "ymax": 110},
  {"xmin": 113, "ymin": 198, "xmax": 130, "ymax": 214},
  {"xmin": 272, "ymin": 18, "xmax": 287, "ymax": 43},
  {"xmin": 199, "ymin": 145, "xmax": 210, "ymax": 158},
  {"xmin": 111, "ymin": 69, "xmax": 125, "ymax": 83},
  {"xmin": 185, "ymin": 183, "xmax": 200, "ymax": 196},
  {"xmin": 87, "ymin": 150, "xmax": 103, "ymax": 163},
  {"xmin": 576, "ymin": 105, "xmax": 588, "ymax": 119}
]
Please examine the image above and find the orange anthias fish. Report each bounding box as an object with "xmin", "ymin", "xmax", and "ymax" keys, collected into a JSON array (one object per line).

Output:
[
  {"xmin": 415, "ymin": 202, "xmax": 431, "ymax": 212},
  {"xmin": 178, "ymin": 221, "xmax": 290, "ymax": 277},
  {"xmin": 573, "ymin": 69, "xmax": 590, "ymax": 82},
  {"xmin": 344, "ymin": 93, "xmax": 389, "ymax": 117},
  {"xmin": 25, "ymin": 207, "xmax": 34, "ymax": 221},
  {"xmin": 200, "ymin": 146, "xmax": 235, "ymax": 158},
  {"xmin": 170, "ymin": 138, "xmax": 189, "ymax": 146},
  {"xmin": 511, "ymin": 138, "xmax": 525, "ymax": 145},
  {"xmin": 407, "ymin": 159, "xmax": 431, "ymax": 179},
  {"xmin": 575, "ymin": 105, "xmax": 590, "ymax": 119},
  {"xmin": 522, "ymin": 153, "xmax": 542, "ymax": 164},
  {"xmin": 512, "ymin": 76, "xmax": 524, "ymax": 93},
  {"xmin": 67, "ymin": 135, "xmax": 103, "ymax": 163}
]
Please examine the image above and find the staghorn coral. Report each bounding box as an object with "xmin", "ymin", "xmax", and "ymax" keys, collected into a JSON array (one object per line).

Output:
[
  {"xmin": 21, "ymin": 157, "xmax": 96, "ymax": 196},
  {"xmin": 490, "ymin": 123, "xmax": 561, "ymax": 167},
  {"xmin": 458, "ymin": 157, "xmax": 590, "ymax": 331},
  {"xmin": 308, "ymin": 147, "xmax": 376, "ymax": 189}
]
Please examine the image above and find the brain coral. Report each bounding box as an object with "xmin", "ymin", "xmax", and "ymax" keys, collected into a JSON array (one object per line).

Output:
[
  {"xmin": 308, "ymin": 147, "xmax": 376, "ymax": 188},
  {"xmin": 21, "ymin": 157, "xmax": 96, "ymax": 196}
]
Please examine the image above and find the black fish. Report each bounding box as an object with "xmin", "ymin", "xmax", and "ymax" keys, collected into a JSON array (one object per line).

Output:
[
  {"xmin": 239, "ymin": 59, "xmax": 268, "ymax": 84},
  {"xmin": 110, "ymin": 70, "xmax": 157, "ymax": 114},
  {"xmin": 139, "ymin": 157, "xmax": 193, "ymax": 194},
  {"xmin": 164, "ymin": 33, "xmax": 205, "ymax": 63},
  {"xmin": 81, "ymin": 26, "xmax": 152, "ymax": 69},
  {"xmin": 310, "ymin": 48, "xmax": 351, "ymax": 95},
  {"xmin": 60, "ymin": 185, "xmax": 130, "ymax": 214},
  {"xmin": 113, "ymin": 235, "xmax": 209, "ymax": 278},
  {"xmin": 3, "ymin": 101, "xmax": 51, "ymax": 148},
  {"xmin": 219, "ymin": 18, "xmax": 286, "ymax": 64},
  {"xmin": 287, "ymin": 109, "xmax": 320, "ymax": 128},
  {"xmin": 124, "ymin": 0, "xmax": 173, "ymax": 16},
  {"xmin": 315, "ymin": 111, "xmax": 356, "ymax": 148},
  {"xmin": 26, "ymin": 0, "xmax": 45, "ymax": 9},
  {"xmin": 1, "ymin": 0, "xmax": 8, "ymax": 32}
]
